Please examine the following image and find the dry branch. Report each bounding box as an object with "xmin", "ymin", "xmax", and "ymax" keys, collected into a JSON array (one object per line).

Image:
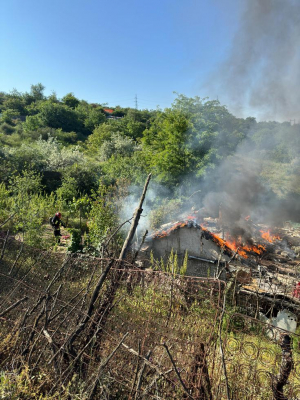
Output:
[
  {"xmin": 134, "ymin": 350, "xmax": 152, "ymax": 400},
  {"xmin": 43, "ymin": 329, "xmax": 59, "ymax": 374},
  {"xmin": 0, "ymin": 230, "xmax": 10, "ymax": 262},
  {"xmin": 163, "ymin": 342, "xmax": 194, "ymax": 400},
  {"xmin": 88, "ymin": 332, "xmax": 129, "ymax": 399},
  {"xmin": 0, "ymin": 212, "xmax": 16, "ymax": 228},
  {"xmin": 0, "ymin": 296, "xmax": 28, "ymax": 318},
  {"xmin": 9, "ymin": 240, "xmax": 24, "ymax": 275}
]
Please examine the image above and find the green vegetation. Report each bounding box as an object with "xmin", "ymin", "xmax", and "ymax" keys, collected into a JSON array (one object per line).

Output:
[
  {"xmin": 2, "ymin": 83, "xmax": 300, "ymax": 398},
  {"xmin": 0, "ymin": 83, "xmax": 300, "ymax": 248}
]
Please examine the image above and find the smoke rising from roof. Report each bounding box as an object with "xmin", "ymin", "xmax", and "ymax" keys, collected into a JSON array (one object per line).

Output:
[{"xmin": 208, "ymin": 0, "xmax": 300, "ymax": 121}]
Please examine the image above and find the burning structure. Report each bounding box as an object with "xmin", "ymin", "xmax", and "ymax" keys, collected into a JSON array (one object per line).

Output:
[
  {"xmin": 140, "ymin": 212, "xmax": 300, "ymax": 319},
  {"xmin": 142, "ymin": 218, "xmax": 230, "ymax": 279}
]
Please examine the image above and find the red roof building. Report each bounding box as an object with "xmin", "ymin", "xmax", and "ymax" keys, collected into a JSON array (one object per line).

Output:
[{"xmin": 103, "ymin": 108, "xmax": 114, "ymax": 114}]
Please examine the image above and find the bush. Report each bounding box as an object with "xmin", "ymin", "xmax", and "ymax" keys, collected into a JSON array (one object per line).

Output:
[
  {"xmin": 87, "ymin": 184, "xmax": 119, "ymax": 249},
  {"xmin": 68, "ymin": 228, "xmax": 82, "ymax": 253}
]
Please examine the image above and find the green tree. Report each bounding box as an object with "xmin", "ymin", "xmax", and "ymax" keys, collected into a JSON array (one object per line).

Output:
[
  {"xmin": 1, "ymin": 109, "xmax": 20, "ymax": 124},
  {"xmin": 37, "ymin": 101, "xmax": 84, "ymax": 133},
  {"xmin": 61, "ymin": 162, "xmax": 101, "ymax": 196},
  {"xmin": 23, "ymin": 114, "xmax": 44, "ymax": 131},
  {"xmin": 141, "ymin": 109, "xmax": 192, "ymax": 186},
  {"xmin": 8, "ymin": 171, "xmax": 46, "ymax": 246},
  {"xmin": 29, "ymin": 83, "xmax": 45, "ymax": 101},
  {"xmin": 87, "ymin": 184, "xmax": 119, "ymax": 248},
  {"xmin": 86, "ymin": 123, "xmax": 117, "ymax": 154},
  {"xmin": 56, "ymin": 176, "xmax": 79, "ymax": 206},
  {"xmin": 102, "ymin": 152, "xmax": 146, "ymax": 184},
  {"xmin": 98, "ymin": 133, "xmax": 138, "ymax": 161},
  {"xmin": 62, "ymin": 93, "xmax": 80, "ymax": 109},
  {"xmin": 2, "ymin": 90, "xmax": 26, "ymax": 115}
]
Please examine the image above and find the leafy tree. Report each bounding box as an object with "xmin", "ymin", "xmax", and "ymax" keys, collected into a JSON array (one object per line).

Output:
[
  {"xmin": 98, "ymin": 133, "xmax": 138, "ymax": 161},
  {"xmin": 0, "ymin": 182, "xmax": 11, "ymax": 224},
  {"xmin": 1, "ymin": 109, "xmax": 20, "ymax": 123},
  {"xmin": 23, "ymin": 114, "xmax": 44, "ymax": 131},
  {"xmin": 38, "ymin": 101, "xmax": 84, "ymax": 133},
  {"xmin": 0, "ymin": 91, "xmax": 6, "ymax": 111},
  {"xmin": 4, "ymin": 145, "xmax": 46, "ymax": 175},
  {"xmin": 84, "ymin": 107, "xmax": 106, "ymax": 131},
  {"xmin": 56, "ymin": 176, "xmax": 79, "ymax": 204},
  {"xmin": 86, "ymin": 123, "xmax": 117, "ymax": 154},
  {"xmin": 75, "ymin": 101, "xmax": 106, "ymax": 133},
  {"xmin": 61, "ymin": 162, "xmax": 101, "ymax": 196},
  {"xmin": 141, "ymin": 109, "xmax": 192, "ymax": 186},
  {"xmin": 0, "ymin": 122, "xmax": 16, "ymax": 135},
  {"xmin": 7, "ymin": 171, "xmax": 46, "ymax": 246},
  {"xmin": 9, "ymin": 170, "xmax": 43, "ymax": 197},
  {"xmin": 68, "ymin": 195, "xmax": 91, "ymax": 232},
  {"xmin": 123, "ymin": 117, "xmax": 145, "ymax": 139},
  {"xmin": 87, "ymin": 184, "xmax": 119, "ymax": 248},
  {"xmin": 32, "ymin": 136, "xmax": 82, "ymax": 171},
  {"xmin": 101, "ymin": 152, "xmax": 146, "ymax": 184},
  {"xmin": 2, "ymin": 92, "xmax": 26, "ymax": 115},
  {"xmin": 62, "ymin": 93, "xmax": 80, "ymax": 109},
  {"xmin": 29, "ymin": 83, "xmax": 45, "ymax": 102}
]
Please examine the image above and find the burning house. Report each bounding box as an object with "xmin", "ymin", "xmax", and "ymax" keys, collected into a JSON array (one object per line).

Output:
[
  {"xmin": 141, "ymin": 218, "xmax": 230, "ymax": 279},
  {"xmin": 140, "ymin": 213, "xmax": 300, "ymax": 319}
]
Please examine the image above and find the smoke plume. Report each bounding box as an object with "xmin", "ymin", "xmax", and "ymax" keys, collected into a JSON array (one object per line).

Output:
[{"xmin": 208, "ymin": 0, "xmax": 300, "ymax": 121}]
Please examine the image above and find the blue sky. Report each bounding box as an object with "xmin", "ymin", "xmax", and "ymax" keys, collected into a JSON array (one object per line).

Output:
[{"xmin": 1, "ymin": 0, "xmax": 243, "ymax": 110}]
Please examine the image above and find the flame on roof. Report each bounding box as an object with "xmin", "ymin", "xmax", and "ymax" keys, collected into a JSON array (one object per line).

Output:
[{"xmin": 150, "ymin": 216, "xmax": 280, "ymax": 259}]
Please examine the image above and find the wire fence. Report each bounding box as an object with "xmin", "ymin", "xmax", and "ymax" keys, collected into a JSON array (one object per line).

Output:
[{"xmin": 1, "ymin": 235, "xmax": 300, "ymax": 399}]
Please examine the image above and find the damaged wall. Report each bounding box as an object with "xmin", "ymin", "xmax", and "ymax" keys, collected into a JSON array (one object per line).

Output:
[{"xmin": 143, "ymin": 225, "xmax": 230, "ymax": 279}]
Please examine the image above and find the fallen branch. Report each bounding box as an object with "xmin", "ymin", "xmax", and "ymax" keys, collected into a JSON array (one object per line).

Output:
[
  {"xmin": 130, "ymin": 340, "xmax": 141, "ymax": 398},
  {"xmin": 43, "ymin": 329, "xmax": 59, "ymax": 374},
  {"xmin": 0, "ymin": 230, "xmax": 10, "ymax": 262},
  {"xmin": 134, "ymin": 350, "xmax": 152, "ymax": 400},
  {"xmin": 121, "ymin": 342, "xmax": 172, "ymax": 379},
  {"xmin": 0, "ymin": 213, "xmax": 16, "ymax": 228},
  {"xmin": 66, "ymin": 259, "xmax": 114, "ymax": 352},
  {"xmin": 104, "ymin": 217, "xmax": 134, "ymax": 248},
  {"xmin": 88, "ymin": 332, "xmax": 129, "ymax": 399},
  {"xmin": 140, "ymin": 368, "xmax": 173, "ymax": 398},
  {"xmin": 9, "ymin": 240, "xmax": 24, "ymax": 275},
  {"xmin": 0, "ymin": 296, "xmax": 28, "ymax": 318},
  {"xmin": 163, "ymin": 342, "xmax": 194, "ymax": 399}
]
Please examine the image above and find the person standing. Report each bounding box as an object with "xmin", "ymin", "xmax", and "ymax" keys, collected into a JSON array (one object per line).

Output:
[{"xmin": 50, "ymin": 212, "xmax": 66, "ymax": 243}]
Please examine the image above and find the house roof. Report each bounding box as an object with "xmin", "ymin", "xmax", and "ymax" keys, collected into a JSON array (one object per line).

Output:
[{"xmin": 103, "ymin": 108, "xmax": 114, "ymax": 114}]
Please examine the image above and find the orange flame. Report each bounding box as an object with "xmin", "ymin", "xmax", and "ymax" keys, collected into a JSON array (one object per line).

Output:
[
  {"xmin": 200, "ymin": 227, "xmax": 266, "ymax": 259},
  {"xmin": 152, "ymin": 216, "xmax": 271, "ymax": 259},
  {"xmin": 153, "ymin": 221, "xmax": 189, "ymax": 238},
  {"xmin": 259, "ymin": 229, "xmax": 280, "ymax": 243}
]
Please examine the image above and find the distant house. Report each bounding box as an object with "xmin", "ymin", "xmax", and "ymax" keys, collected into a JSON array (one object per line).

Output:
[
  {"xmin": 103, "ymin": 108, "xmax": 114, "ymax": 114},
  {"xmin": 103, "ymin": 108, "xmax": 123, "ymax": 120}
]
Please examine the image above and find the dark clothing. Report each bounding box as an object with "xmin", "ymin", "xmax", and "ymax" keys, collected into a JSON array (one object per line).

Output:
[
  {"xmin": 51, "ymin": 215, "xmax": 65, "ymax": 243},
  {"xmin": 52, "ymin": 215, "xmax": 65, "ymax": 230}
]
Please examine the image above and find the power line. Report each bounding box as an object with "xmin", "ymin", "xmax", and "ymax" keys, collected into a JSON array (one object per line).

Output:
[{"xmin": 135, "ymin": 94, "xmax": 138, "ymax": 110}]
